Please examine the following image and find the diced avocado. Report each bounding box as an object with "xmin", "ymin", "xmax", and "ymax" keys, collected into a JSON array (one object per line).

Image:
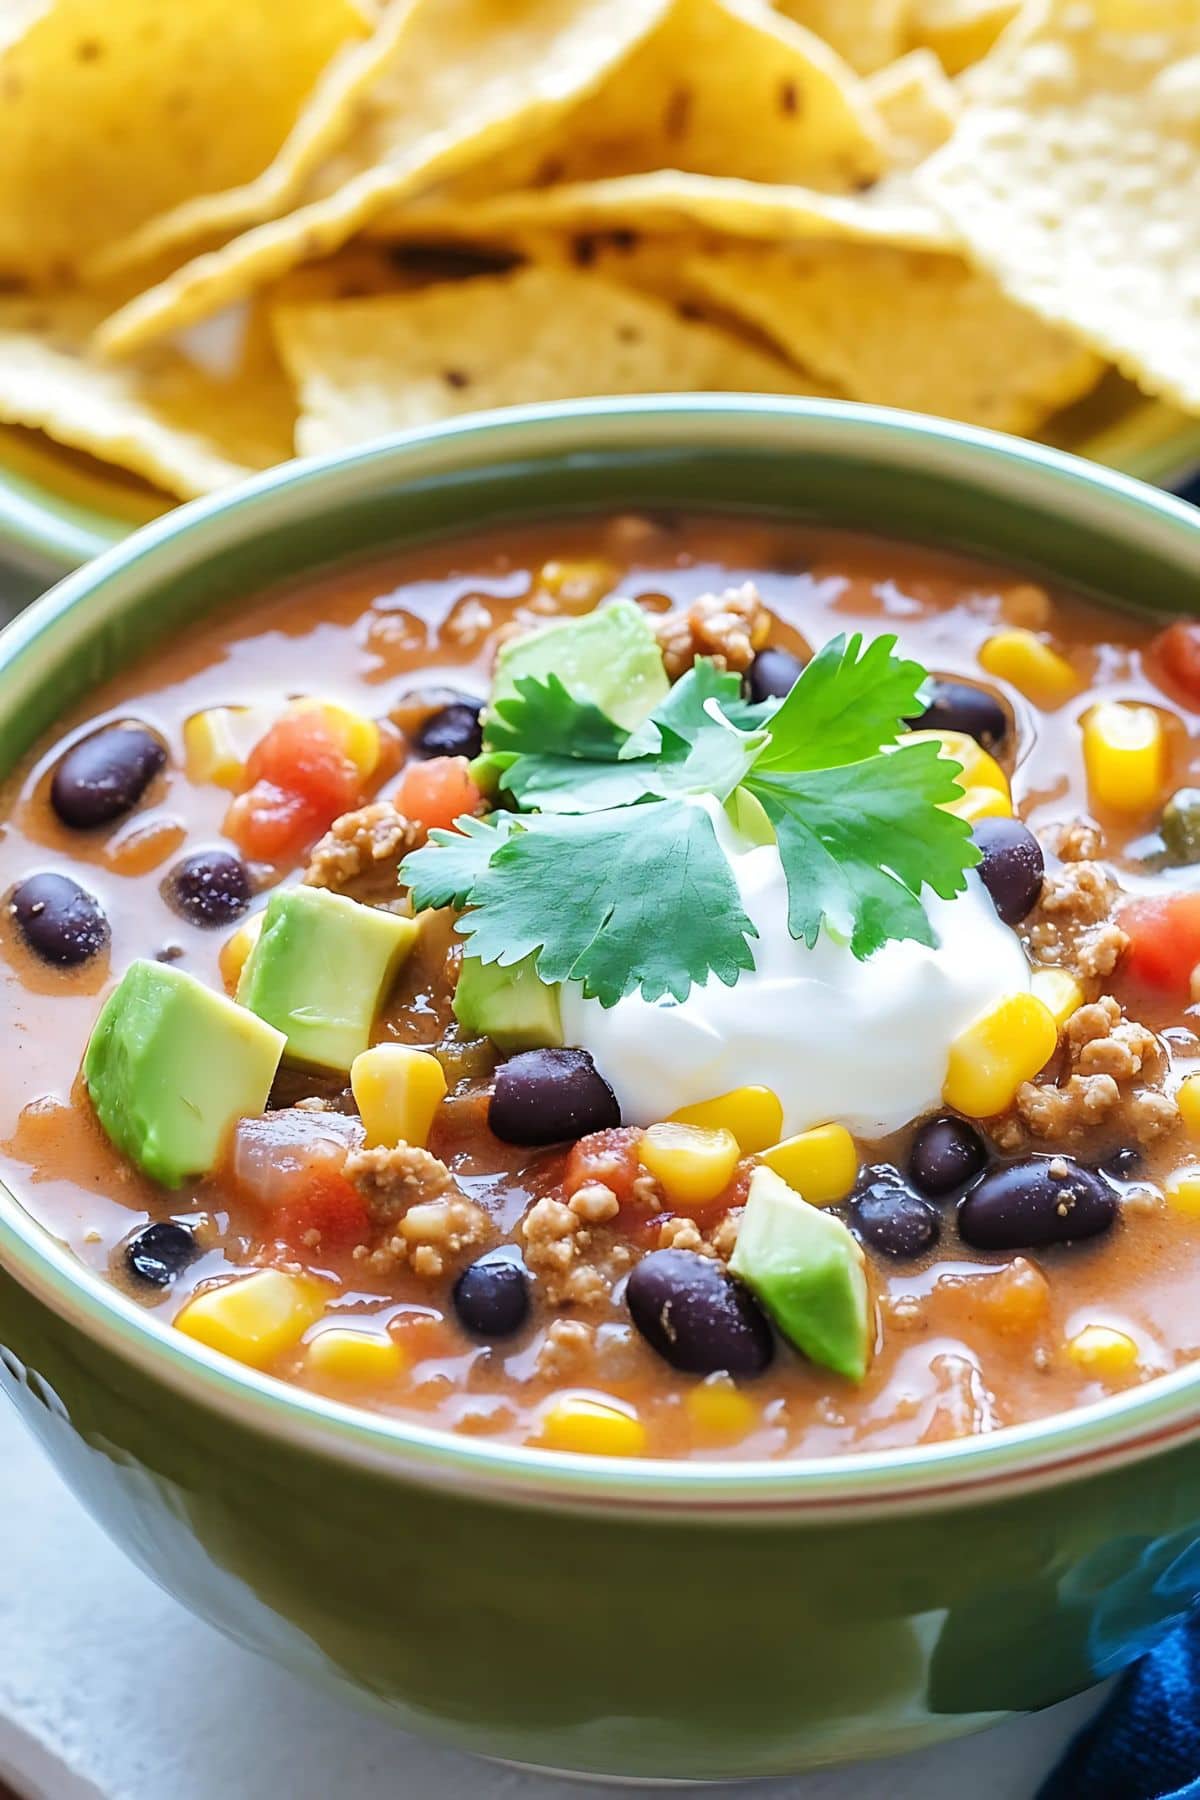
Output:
[
  {"xmin": 453, "ymin": 952, "xmax": 563, "ymax": 1051},
  {"xmin": 83, "ymin": 960, "xmax": 285, "ymax": 1188},
  {"xmin": 730, "ymin": 1165, "xmax": 870, "ymax": 1381},
  {"xmin": 491, "ymin": 597, "xmax": 668, "ymax": 731},
  {"xmin": 237, "ymin": 886, "xmax": 417, "ymax": 1073}
]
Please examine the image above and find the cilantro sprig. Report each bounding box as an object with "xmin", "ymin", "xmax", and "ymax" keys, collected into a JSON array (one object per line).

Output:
[{"xmin": 400, "ymin": 633, "xmax": 979, "ymax": 1007}]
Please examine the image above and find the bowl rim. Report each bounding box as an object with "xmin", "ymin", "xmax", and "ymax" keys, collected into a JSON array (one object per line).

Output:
[{"xmin": 5, "ymin": 392, "xmax": 1200, "ymax": 1518}]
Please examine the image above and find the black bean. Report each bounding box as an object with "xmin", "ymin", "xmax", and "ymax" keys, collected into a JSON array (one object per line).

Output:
[
  {"xmin": 850, "ymin": 1165, "xmax": 941, "ymax": 1258},
  {"xmin": 958, "ymin": 1155, "xmax": 1116, "ymax": 1250},
  {"xmin": 165, "ymin": 849, "xmax": 251, "ymax": 927},
  {"xmin": 50, "ymin": 723, "xmax": 166, "ymax": 829},
  {"xmin": 9, "ymin": 872, "xmax": 109, "ymax": 966},
  {"xmin": 906, "ymin": 679, "xmax": 1009, "ymax": 754},
  {"xmin": 909, "ymin": 1115, "xmax": 989, "ymax": 1197},
  {"xmin": 489, "ymin": 1047, "xmax": 620, "ymax": 1145},
  {"xmin": 972, "ymin": 818, "xmax": 1044, "ymax": 925},
  {"xmin": 124, "ymin": 1221, "xmax": 198, "ymax": 1289},
  {"xmin": 414, "ymin": 699, "xmax": 484, "ymax": 760},
  {"xmin": 746, "ymin": 647, "xmax": 807, "ymax": 705},
  {"xmin": 453, "ymin": 1256, "xmax": 531, "ymax": 1339},
  {"xmin": 626, "ymin": 1249, "xmax": 773, "ymax": 1376}
]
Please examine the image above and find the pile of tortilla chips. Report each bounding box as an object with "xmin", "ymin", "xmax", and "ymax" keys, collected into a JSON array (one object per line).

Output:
[{"xmin": 0, "ymin": 0, "xmax": 1197, "ymax": 501}]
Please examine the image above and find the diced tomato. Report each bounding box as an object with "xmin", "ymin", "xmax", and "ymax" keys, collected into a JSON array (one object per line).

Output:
[
  {"xmin": 272, "ymin": 1169, "xmax": 370, "ymax": 1256},
  {"xmin": 224, "ymin": 780, "xmax": 325, "ymax": 862},
  {"xmin": 564, "ymin": 1126, "xmax": 642, "ymax": 1207},
  {"xmin": 1119, "ymin": 892, "xmax": 1200, "ymax": 993},
  {"xmin": 246, "ymin": 711, "xmax": 362, "ymax": 818},
  {"xmin": 394, "ymin": 756, "xmax": 482, "ymax": 833},
  {"xmin": 1152, "ymin": 622, "xmax": 1200, "ymax": 709},
  {"xmin": 225, "ymin": 709, "xmax": 368, "ymax": 861}
]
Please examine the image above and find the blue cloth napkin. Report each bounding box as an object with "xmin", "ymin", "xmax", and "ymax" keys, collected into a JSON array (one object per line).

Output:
[{"xmin": 1040, "ymin": 1619, "xmax": 1200, "ymax": 1800}]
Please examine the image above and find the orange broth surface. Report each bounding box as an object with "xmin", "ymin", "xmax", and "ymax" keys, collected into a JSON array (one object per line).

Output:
[{"xmin": 3, "ymin": 511, "xmax": 1200, "ymax": 1461}]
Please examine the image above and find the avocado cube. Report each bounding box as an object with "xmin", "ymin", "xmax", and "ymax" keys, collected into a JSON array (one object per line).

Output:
[
  {"xmin": 453, "ymin": 952, "xmax": 563, "ymax": 1052},
  {"xmin": 730, "ymin": 1166, "xmax": 870, "ymax": 1381},
  {"xmin": 491, "ymin": 598, "xmax": 668, "ymax": 731},
  {"xmin": 83, "ymin": 960, "xmax": 285, "ymax": 1188},
  {"xmin": 237, "ymin": 886, "xmax": 417, "ymax": 1073}
]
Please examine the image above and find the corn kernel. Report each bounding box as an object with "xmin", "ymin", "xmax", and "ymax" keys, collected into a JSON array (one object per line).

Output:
[
  {"xmin": 183, "ymin": 705, "xmax": 272, "ymax": 790},
  {"xmin": 350, "ymin": 1044, "xmax": 447, "ymax": 1149},
  {"xmin": 760, "ymin": 1123, "xmax": 858, "ymax": 1206},
  {"xmin": 951, "ymin": 784, "xmax": 1014, "ymax": 824},
  {"xmin": 1031, "ymin": 967, "xmax": 1084, "ymax": 1029},
  {"xmin": 1165, "ymin": 1166, "xmax": 1200, "ymax": 1216},
  {"xmin": 1082, "ymin": 701, "xmax": 1167, "ymax": 815},
  {"xmin": 218, "ymin": 910, "xmax": 264, "ymax": 991},
  {"xmin": 1178, "ymin": 1074, "xmax": 1200, "ymax": 1138},
  {"xmin": 306, "ymin": 1326, "xmax": 406, "ymax": 1385},
  {"xmin": 669, "ymin": 1086, "xmax": 783, "ymax": 1154},
  {"xmin": 686, "ymin": 1377, "xmax": 758, "ymax": 1444},
  {"xmin": 538, "ymin": 1393, "xmax": 647, "ymax": 1457},
  {"xmin": 176, "ymin": 1269, "xmax": 326, "ymax": 1369},
  {"xmin": 900, "ymin": 728, "xmax": 1010, "ymax": 794},
  {"xmin": 638, "ymin": 1121, "xmax": 741, "ymax": 1208},
  {"xmin": 900, "ymin": 728, "xmax": 1012, "ymax": 821},
  {"xmin": 978, "ymin": 629, "xmax": 1081, "ymax": 709},
  {"xmin": 1066, "ymin": 1324, "xmax": 1139, "ymax": 1379},
  {"xmin": 943, "ymin": 992, "xmax": 1059, "ymax": 1117},
  {"xmin": 534, "ymin": 558, "xmax": 618, "ymax": 611},
  {"xmin": 289, "ymin": 698, "xmax": 380, "ymax": 782}
]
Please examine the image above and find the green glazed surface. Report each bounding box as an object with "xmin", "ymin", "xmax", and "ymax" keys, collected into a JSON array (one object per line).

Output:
[{"xmin": 3, "ymin": 399, "xmax": 1200, "ymax": 1780}]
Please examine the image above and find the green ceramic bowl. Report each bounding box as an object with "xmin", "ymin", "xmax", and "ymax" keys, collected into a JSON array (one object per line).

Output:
[{"xmin": 3, "ymin": 398, "xmax": 1200, "ymax": 1784}]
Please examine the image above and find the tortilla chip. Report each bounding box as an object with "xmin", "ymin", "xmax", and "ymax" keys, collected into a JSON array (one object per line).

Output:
[
  {"xmin": 97, "ymin": 0, "xmax": 886, "ymax": 358},
  {"xmin": 771, "ymin": 0, "xmax": 907, "ymax": 74},
  {"xmin": 271, "ymin": 264, "xmax": 821, "ymax": 454},
  {"xmin": 920, "ymin": 0, "xmax": 1200, "ymax": 412},
  {"xmin": 0, "ymin": 294, "xmax": 295, "ymax": 497},
  {"xmin": 0, "ymin": 4, "xmax": 52, "ymax": 55},
  {"xmin": 910, "ymin": 0, "xmax": 1023, "ymax": 74},
  {"xmin": 0, "ymin": 0, "xmax": 366, "ymax": 284},
  {"xmin": 90, "ymin": 0, "xmax": 423, "ymax": 281},
  {"xmin": 94, "ymin": 0, "xmax": 675, "ymax": 358},
  {"xmin": 683, "ymin": 243, "xmax": 1105, "ymax": 434},
  {"xmin": 434, "ymin": 0, "xmax": 886, "ymax": 200},
  {"xmin": 372, "ymin": 168, "xmax": 956, "ymax": 257},
  {"xmin": 866, "ymin": 49, "xmax": 961, "ymax": 165}
]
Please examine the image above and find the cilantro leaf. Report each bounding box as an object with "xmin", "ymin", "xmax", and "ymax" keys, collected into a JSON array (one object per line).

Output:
[
  {"xmin": 745, "ymin": 740, "xmax": 978, "ymax": 958},
  {"xmin": 399, "ymin": 814, "xmax": 512, "ymax": 910},
  {"xmin": 485, "ymin": 673, "xmax": 628, "ymax": 761},
  {"xmin": 456, "ymin": 802, "xmax": 758, "ymax": 1006},
  {"xmin": 496, "ymin": 754, "xmax": 653, "ymax": 813},
  {"xmin": 754, "ymin": 632, "xmax": 928, "ymax": 774},
  {"xmin": 404, "ymin": 632, "xmax": 982, "ymax": 999},
  {"xmin": 492, "ymin": 660, "xmax": 764, "ymax": 813}
]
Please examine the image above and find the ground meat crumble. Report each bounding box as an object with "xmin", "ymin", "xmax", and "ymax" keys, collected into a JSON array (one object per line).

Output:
[
  {"xmin": 1001, "ymin": 995, "xmax": 1179, "ymax": 1148},
  {"xmin": 1023, "ymin": 860, "xmax": 1129, "ymax": 982},
  {"xmin": 303, "ymin": 801, "xmax": 424, "ymax": 896},
  {"xmin": 520, "ymin": 1195, "xmax": 637, "ymax": 1309},
  {"xmin": 346, "ymin": 1144, "xmax": 490, "ymax": 1278},
  {"xmin": 651, "ymin": 580, "xmax": 769, "ymax": 679}
]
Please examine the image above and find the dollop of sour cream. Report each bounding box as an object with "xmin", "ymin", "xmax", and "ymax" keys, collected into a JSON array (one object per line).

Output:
[{"xmin": 558, "ymin": 799, "xmax": 1030, "ymax": 1139}]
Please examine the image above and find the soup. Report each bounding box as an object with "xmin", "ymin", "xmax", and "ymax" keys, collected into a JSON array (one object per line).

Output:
[{"xmin": 3, "ymin": 511, "xmax": 1199, "ymax": 1461}]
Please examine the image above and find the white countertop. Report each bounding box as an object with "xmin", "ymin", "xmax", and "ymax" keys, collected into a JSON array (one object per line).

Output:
[{"xmin": 0, "ymin": 1397, "xmax": 1108, "ymax": 1800}]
